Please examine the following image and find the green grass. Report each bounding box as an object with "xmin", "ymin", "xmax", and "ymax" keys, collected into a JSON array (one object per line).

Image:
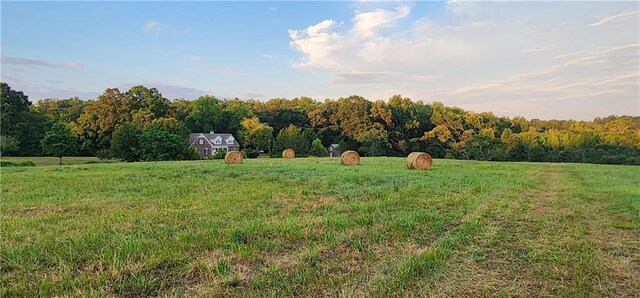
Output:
[
  {"xmin": 1, "ymin": 158, "xmax": 638, "ymax": 297},
  {"xmin": 1, "ymin": 156, "xmax": 113, "ymax": 166}
]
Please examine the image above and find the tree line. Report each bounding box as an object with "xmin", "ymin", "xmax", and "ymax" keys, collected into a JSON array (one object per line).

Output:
[{"xmin": 1, "ymin": 82, "xmax": 639, "ymax": 165}]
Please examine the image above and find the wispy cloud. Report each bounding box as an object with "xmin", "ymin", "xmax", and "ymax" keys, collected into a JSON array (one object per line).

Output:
[
  {"xmin": 268, "ymin": 7, "xmax": 277, "ymax": 12},
  {"xmin": 588, "ymin": 9, "xmax": 639, "ymax": 27},
  {"xmin": 239, "ymin": 92, "xmax": 265, "ymax": 99},
  {"xmin": 262, "ymin": 54, "xmax": 277, "ymax": 59},
  {"xmin": 143, "ymin": 21, "xmax": 160, "ymax": 32},
  {"xmin": 1, "ymin": 56, "xmax": 82, "ymax": 68},
  {"xmin": 119, "ymin": 82, "xmax": 211, "ymax": 100},
  {"xmin": 521, "ymin": 45, "xmax": 557, "ymax": 53}
]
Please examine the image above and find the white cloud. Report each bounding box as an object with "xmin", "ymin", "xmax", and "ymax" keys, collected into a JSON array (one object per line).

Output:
[
  {"xmin": 352, "ymin": 5, "xmax": 410, "ymax": 37},
  {"xmin": 262, "ymin": 54, "xmax": 277, "ymax": 59},
  {"xmin": 143, "ymin": 21, "xmax": 160, "ymax": 32},
  {"xmin": 288, "ymin": 19, "xmax": 343, "ymax": 69},
  {"xmin": 588, "ymin": 9, "xmax": 639, "ymax": 27},
  {"xmin": 288, "ymin": 2, "xmax": 639, "ymax": 120}
]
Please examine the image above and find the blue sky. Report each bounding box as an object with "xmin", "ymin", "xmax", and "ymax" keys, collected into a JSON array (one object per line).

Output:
[{"xmin": 1, "ymin": 1, "xmax": 639, "ymax": 120}]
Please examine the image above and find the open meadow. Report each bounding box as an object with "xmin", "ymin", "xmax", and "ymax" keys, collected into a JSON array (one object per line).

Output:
[{"xmin": 1, "ymin": 158, "xmax": 639, "ymax": 297}]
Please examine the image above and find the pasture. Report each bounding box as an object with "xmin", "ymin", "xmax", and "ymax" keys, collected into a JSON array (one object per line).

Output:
[{"xmin": 1, "ymin": 158, "xmax": 638, "ymax": 297}]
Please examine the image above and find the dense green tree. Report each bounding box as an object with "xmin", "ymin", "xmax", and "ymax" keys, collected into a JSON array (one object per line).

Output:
[
  {"xmin": 272, "ymin": 125, "xmax": 308, "ymax": 157},
  {"xmin": 1, "ymin": 83, "xmax": 50, "ymax": 155},
  {"xmin": 110, "ymin": 124, "xmax": 142, "ymax": 162},
  {"xmin": 185, "ymin": 95, "xmax": 222, "ymax": 133},
  {"xmin": 465, "ymin": 134, "xmax": 505, "ymax": 161},
  {"xmin": 309, "ymin": 138, "xmax": 326, "ymax": 157},
  {"xmin": 257, "ymin": 109, "xmax": 310, "ymax": 137},
  {"xmin": 145, "ymin": 117, "xmax": 190, "ymax": 137},
  {"xmin": 168, "ymin": 99, "xmax": 195, "ymax": 122},
  {"xmin": 0, "ymin": 135, "xmax": 19, "ymax": 156},
  {"xmin": 74, "ymin": 88, "xmax": 131, "ymax": 152},
  {"xmin": 126, "ymin": 86, "xmax": 170, "ymax": 119},
  {"xmin": 34, "ymin": 97, "xmax": 87, "ymax": 123},
  {"xmin": 240, "ymin": 116, "xmax": 273, "ymax": 152},
  {"xmin": 41, "ymin": 122, "xmax": 78, "ymax": 165},
  {"xmin": 138, "ymin": 127, "xmax": 200, "ymax": 161}
]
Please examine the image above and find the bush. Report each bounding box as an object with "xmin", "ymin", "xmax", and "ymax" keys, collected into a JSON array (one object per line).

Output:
[
  {"xmin": 212, "ymin": 149, "xmax": 227, "ymax": 160},
  {"xmin": 242, "ymin": 149, "xmax": 259, "ymax": 158},
  {"xmin": 138, "ymin": 128, "xmax": 201, "ymax": 161},
  {"xmin": 309, "ymin": 138, "xmax": 326, "ymax": 157},
  {"xmin": 96, "ymin": 149, "xmax": 112, "ymax": 160},
  {"xmin": 0, "ymin": 161, "xmax": 35, "ymax": 167}
]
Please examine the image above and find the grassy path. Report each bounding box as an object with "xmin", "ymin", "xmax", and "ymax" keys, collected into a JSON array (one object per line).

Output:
[
  {"xmin": 1, "ymin": 158, "xmax": 638, "ymax": 296},
  {"xmin": 421, "ymin": 163, "xmax": 639, "ymax": 297}
]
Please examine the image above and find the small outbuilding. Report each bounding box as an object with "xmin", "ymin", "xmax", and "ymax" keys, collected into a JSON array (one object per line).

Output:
[{"xmin": 327, "ymin": 144, "xmax": 342, "ymax": 157}]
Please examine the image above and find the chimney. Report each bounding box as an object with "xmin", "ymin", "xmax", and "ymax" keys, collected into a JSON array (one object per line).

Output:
[{"xmin": 209, "ymin": 131, "xmax": 215, "ymax": 134}]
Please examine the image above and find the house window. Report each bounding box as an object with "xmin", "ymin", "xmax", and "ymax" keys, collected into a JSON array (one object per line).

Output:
[
  {"xmin": 228, "ymin": 139, "xmax": 234, "ymax": 144},
  {"xmin": 215, "ymin": 139, "xmax": 222, "ymax": 144},
  {"xmin": 204, "ymin": 148, "xmax": 209, "ymax": 155},
  {"xmin": 198, "ymin": 139, "xmax": 204, "ymax": 145}
]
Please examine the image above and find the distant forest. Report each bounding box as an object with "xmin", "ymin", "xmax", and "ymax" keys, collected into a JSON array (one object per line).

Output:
[{"xmin": 2, "ymin": 82, "xmax": 639, "ymax": 165}]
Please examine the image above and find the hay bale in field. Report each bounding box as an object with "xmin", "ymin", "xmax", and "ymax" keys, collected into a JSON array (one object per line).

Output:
[
  {"xmin": 282, "ymin": 148, "xmax": 295, "ymax": 158},
  {"xmin": 340, "ymin": 150, "xmax": 360, "ymax": 165},
  {"xmin": 406, "ymin": 152, "xmax": 432, "ymax": 170},
  {"xmin": 224, "ymin": 150, "xmax": 243, "ymax": 164}
]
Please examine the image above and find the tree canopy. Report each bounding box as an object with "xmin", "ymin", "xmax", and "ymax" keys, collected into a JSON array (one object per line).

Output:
[
  {"xmin": 41, "ymin": 122, "xmax": 78, "ymax": 164},
  {"xmin": 2, "ymin": 82, "xmax": 639, "ymax": 165}
]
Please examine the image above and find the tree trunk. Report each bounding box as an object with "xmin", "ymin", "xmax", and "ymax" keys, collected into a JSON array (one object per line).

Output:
[{"xmin": 59, "ymin": 156, "xmax": 63, "ymax": 165}]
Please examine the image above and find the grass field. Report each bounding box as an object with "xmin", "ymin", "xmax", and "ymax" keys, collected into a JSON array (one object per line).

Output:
[
  {"xmin": 1, "ymin": 156, "xmax": 112, "ymax": 166},
  {"xmin": 1, "ymin": 158, "xmax": 638, "ymax": 297}
]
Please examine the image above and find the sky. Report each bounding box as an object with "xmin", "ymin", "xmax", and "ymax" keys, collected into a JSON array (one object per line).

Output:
[{"xmin": 1, "ymin": 1, "xmax": 639, "ymax": 120}]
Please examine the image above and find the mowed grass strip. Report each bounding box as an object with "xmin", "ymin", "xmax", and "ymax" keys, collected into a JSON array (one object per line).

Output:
[
  {"xmin": 1, "ymin": 158, "xmax": 638, "ymax": 297},
  {"xmin": 1, "ymin": 156, "xmax": 113, "ymax": 166}
]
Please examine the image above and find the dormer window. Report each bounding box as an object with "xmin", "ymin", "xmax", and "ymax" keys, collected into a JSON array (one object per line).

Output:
[
  {"xmin": 228, "ymin": 139, "xmax": 234, "ymax": 144},
  {"xmin": 198, "ymin": 139, "xmax": 204, "ymax": 145},
  {"xmin": 213, "ymin": 136, "xmax": 222, "ymax": 144}
]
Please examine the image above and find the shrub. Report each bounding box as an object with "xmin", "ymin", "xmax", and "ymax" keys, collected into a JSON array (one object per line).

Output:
[
  {"xmin": 212, "ymin": 149, "xmax": 227, "ymax": 160},
  {"xmin": 242, "ymin": 149, "xmax": 259, "ymax": 158},
  {"xmin": 96, "ymin": 149, "xmax": 112, "ymax": 160},
  {"xmin": 138, "ymin": 128, "xmax": 201, "ymax": 161},
  {"xmin": 0, "ymin": 161, "xmax": 35, "ymax": 167},
  {"xmin": 309, "ymin": 138, "xmax": 326, "ymax": 157}
]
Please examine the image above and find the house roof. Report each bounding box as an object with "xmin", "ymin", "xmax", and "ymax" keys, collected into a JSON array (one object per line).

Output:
[{"xmin": 189, "ymin": 133, "xmax": 240, "ymax": 147}]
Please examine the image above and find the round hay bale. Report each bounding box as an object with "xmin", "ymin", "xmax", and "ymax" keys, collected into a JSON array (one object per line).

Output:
[
  {"xmin": 282, "ymin": 148, "xmax": 295, "ymax": 158},
  {"xmin": 406, "ymin": 152, "xmax": 432, "ymax": 170},
  {"xmin": 224, "ymin": 151, "xmax": 243, "ymax": 164},
  {"xmin": 340, "ymin": 150, "xmax": 360, "ymax": 165}
]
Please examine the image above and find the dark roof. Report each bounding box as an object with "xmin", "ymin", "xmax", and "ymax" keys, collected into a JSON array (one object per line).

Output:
[{"xmin": 189, "ymin": 133, "xmax": 239, "ymax": 147}]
